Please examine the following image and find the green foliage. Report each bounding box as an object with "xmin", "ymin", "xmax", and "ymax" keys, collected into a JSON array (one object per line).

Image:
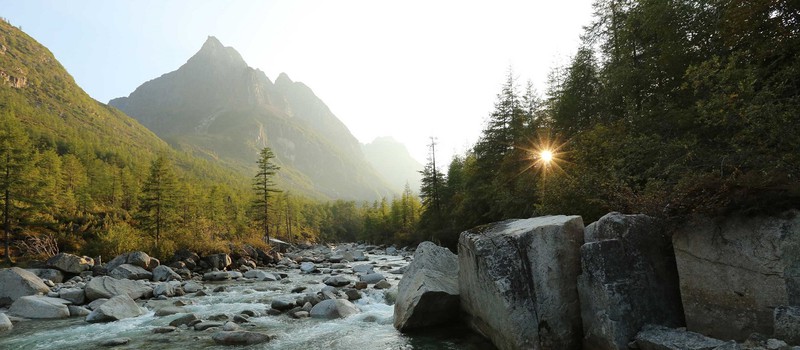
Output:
[
  {"xmin": 0, "ymin": 112, "xmax": 37, "ymax": 261},
  {"xmin": 251, "ymin": 147, "xmax": 281, "ymax": 243},
  {"xmin": 138, "ymin": 156, "xmax": 179, "ymax": 251}
]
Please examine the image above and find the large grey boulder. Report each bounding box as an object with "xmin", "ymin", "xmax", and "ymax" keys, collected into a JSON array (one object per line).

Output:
[
  {"xmin": 203, "ymin": 253, "xmax": 231, "ymax": 270},
  {"xmin": 0, "ymin": 312, "xmax": 11, "ymax": 331},
  {"xmin": 243, "ymin": 269, "xmax": 278, "ymax": 281},
  {"xmin": 151, "ymin": 265, "xmax": 180, "ymax": 282},
  {"xmin": 58, "ymin": 288, "xmax": 86, "ymax": 305},
  {"xmin": 310, "ymin": 299, "xmax": 359, "ymax": 319},
  {"xmin": 673, "ymin": 210, "xmax": 800, "ymax": 340},
  {"xmin": 578, "ymin": 213, "xmax": 684, "ymax": 350},
  {"xmin": 85, "ymin": 276, "xmax": 153, "ymax": 301},
  {"xmin": 86, "ymin": 294, "xmax": 146, "ymax": 323},
  {"xmin": 8, "ymin": 295, "xmax": 71, "ymax": 319},
  {"xmin": 459, "ymin": 216, "xmax": 585, "ymax": 350},
  {"xmin": 394, "ymin": 241, "xmax": 460, "ymax": 332},
  {"xmin": 46, "ymin": 253, "xmax": 94, "ymax": 274},
  {"xmin": 774, "ymin": 306, "xmax": 800, "ymax": 345},
  {"xmin": 634, "ymin": 325, "xmax": 730, "ymax": 350},
  {"xmin": 109, "ymin": 264, "xmax": 152, "ymax": 280},
  {"xmin": 28, "ymin": 268, "xmax": 65, "ymax": 283},
  {"xmin": 0, "ymin": 267, "xmax": 50, "ymax": 306},
  {"xmin": 106, "ymin": 251, "xmax": 151, "ymax": 272},
  {"xmin": 300, "ymin": 262, "xmax": 316, "ymax": 273},
  {"xmin": 211, "ymin": 331, "xmax": 271, "ymax": 345},
  {"xmin": 359, "ymin": 273, "xmax": 386, "ymax": 284}
]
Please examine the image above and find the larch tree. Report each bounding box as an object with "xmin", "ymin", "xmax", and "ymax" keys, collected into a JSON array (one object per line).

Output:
[
  {"xmin": 252, "ymin": 147, "xmax": 280, "ymax": 245},
  {"xmin": 138, "ymin": 155, "xmax": 178, "ymax": 252},
  {"xmin": 0, "ymin": 114, "xmax": 35, "ymax": 263}
]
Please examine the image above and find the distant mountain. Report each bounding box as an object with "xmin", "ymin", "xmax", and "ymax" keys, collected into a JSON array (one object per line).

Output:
[
  {"xmin": 110, "ymin": 37, "xmax": 394, "ymax": 201},
  {"xmin": 362, "ymin": 137, "xmax": 423, "ymax": 193}
]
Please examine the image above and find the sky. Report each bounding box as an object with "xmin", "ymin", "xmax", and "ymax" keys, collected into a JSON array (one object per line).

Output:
[{"xmin": 2, "ymin": 0, "xmax": 595, "ymax": 166}]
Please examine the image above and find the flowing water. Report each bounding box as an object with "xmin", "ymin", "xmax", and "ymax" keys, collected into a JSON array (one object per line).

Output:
[{"xmin": 0, "ymin": 254, "xmax": 494, "ymax": 350}]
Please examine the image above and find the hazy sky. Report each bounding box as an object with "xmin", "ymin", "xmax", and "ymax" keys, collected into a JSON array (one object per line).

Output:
[{"xmin": 2, "ymin": 0, "xmax": 595, "ymax": 165}]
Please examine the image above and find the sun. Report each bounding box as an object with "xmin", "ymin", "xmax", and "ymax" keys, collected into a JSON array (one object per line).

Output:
[{"xmin": 540, "ymin": 150, "xmax": 553, "ymax": 163}]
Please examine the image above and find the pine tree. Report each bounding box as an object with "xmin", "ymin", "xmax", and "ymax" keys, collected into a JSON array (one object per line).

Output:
[
  {"xmin": 0, "ymin": 114, "xmax": 35, "ymax": 263},
  {"xmin": 252, "ymin": 147, "xmax": 280, "ymax": 245},
  {"xmin": 138, "ymin": 156, "xmax": 178, "ymax": 251}
]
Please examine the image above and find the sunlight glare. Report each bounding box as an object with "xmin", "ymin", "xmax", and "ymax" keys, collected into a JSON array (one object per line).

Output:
[{"xmin": 540, "ymin": 150, "xmax": 553, "ymax": 163}]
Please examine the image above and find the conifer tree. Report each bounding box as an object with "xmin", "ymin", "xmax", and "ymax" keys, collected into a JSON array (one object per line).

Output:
[
  {"xmin": 252, "ymin": 147, "xmax": 280, "ymax": 245},
  {"xmin": 138, "ymin": 156, "xmax": 178, "ymax": 251},
  {"xmin": 0, "ymin": 114, "xmax": 35, "ymax": 263}
]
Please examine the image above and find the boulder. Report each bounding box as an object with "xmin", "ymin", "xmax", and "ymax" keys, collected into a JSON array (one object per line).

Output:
[
  {"xmin": 169, "ymin": 313, "xmax": 199, "ymax": 327},
  {"xmin": 100, "ymin": 338, "xmax": 130, "ymax": 347},
  {"xmin": 310, "ymin": 299, "xmax": 360, "ymax": 319},
  {"xmin": 774, "ymin": 306, "xmax": 800, "ymax": 345},
  {"xmin": 0, "ymin": 267, "xmax": 51, "ymax": 306},
  {"xmin": 85, "ymin": 276, "xmax": 153, "ymax": 301},
  {"xmin": 87, "ymin": 298, "xmax": 108, "ymax": 310},
  {"xmin": 374, "ymin": 280, "xmax": 391, "ymax": 289},
  {"xmin": 154, "ymin": 306, "xmax": 186, "ymax": 316},
  {"xmin": 352, "ymin": 264, "xmax": 374, "ymax": 274},
  {"xmin": 109, "ymin": 264, "xmax": 152, "ymax": 280},
  {"xmin": 58, "ymin": 287, "xmax": 86, "ymax": 305},
  {"xmin": 300, "ymin": 262, "xmax": 316, "ymax": 273},
  {"xmin": 86, "ymin": 294, "xmax": 146, "ymax": 323},
  {"xmin": 106, "ymin": 251, "xmax": 151, "ymax": 272},
  {"xmin": 211, "ymin": 331, "xmax": 271, "ymax": 345},
  {"xmin": 634, "ymin": 325, "xmax": 729, "ymax": 350},
  {"xmin": 0, "ymin": 312, "xmax": 12, "ymax": 331},
  {"xmin": 359, "ymin": 273, "xmax": 386, "ymax": 284},
  {"xmin": 578, "ymin": 213, "xmax": 685, "ymax": 350},
  {"xmin": 323, "ymin": 275, "xmax": 351, "ymax": 287},
  {"xmin": 204, "ymin": 253, "xmax": 232, "ymax": 270},
  {"xmin": 27, "ymin": 268, "xmax": 65, "ymax": 283},
  {"xmin": 203, "ymin": 271, "xmax": 241, "ymax": 281},
  {"xmin": 394, "ymin": 241, "xmax": 460, "ymax": 332},
  {"xmin": 8, "ymin": 295, "xmax": 71, "ymax": 319},
  {"xmin": 46, "ymin": 253, "xmax": 94, "ymax": 274},
  {"xmin": 151, "ymin": 265, "xmax": 180, "ymax": 282},
  {"xmin": 68, "ymin": 305, "xmax": 91, "ymax": 317},
  {"xmin": 153, "ymin": 326, "xmax": 176, "ymax": 334},
  {"xmin": 673, "ymin": 210, "xmax": 800, "ymax": 340},
  {"xmin": 183, "ymin": 281, "xmax": 203, "ymax": 293},
  {"xmin": 271, "ymin": 299, "xmax": 295, "ymax": 311},
  {"xmin": 243, "ymin": 269, "xmax": 278, "ymax": 281},
  {"xmin": 459, "ymin": 216, "xmax": 584, "ymax": 350},
  {"xmin": 153, "ymin": 282, "xmax": 174, "ymax": 298},
  {"xmin": 194, "ymin": 321, "xmax": 223, "ymax": 331}
]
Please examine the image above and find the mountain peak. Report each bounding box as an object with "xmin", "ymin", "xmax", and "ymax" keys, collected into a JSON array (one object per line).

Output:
[
  {"xmin": 276, "ymin": 72, "xmax": 293, "ymax": 86},
  {"xmin": 187, "ymin": 35, "xmax": 247, "ymax": 70}
]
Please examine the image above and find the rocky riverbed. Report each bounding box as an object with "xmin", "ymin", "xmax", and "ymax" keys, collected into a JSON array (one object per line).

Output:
[{"xmin": 0, "ymin": 244, "xmax": 492, "ymax": 349}]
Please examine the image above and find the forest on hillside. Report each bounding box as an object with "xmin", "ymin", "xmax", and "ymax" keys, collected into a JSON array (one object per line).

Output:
[{"xmin": 415, "ymin": 0, "xmax": 800, "ymax": 248}]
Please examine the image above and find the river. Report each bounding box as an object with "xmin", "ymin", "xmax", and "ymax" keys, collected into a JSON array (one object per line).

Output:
[{"xmin": 0, "ymin": 252, "xmax": 493, "ymax": 349}]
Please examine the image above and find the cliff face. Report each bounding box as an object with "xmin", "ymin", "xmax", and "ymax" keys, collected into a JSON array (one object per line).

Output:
[{"xmin": 110, "ymin": 37, "xmax": 394, "ymax": 200}]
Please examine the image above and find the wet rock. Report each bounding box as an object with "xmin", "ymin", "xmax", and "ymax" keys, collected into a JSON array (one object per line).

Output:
[
  {"xmin": 386, "ymin": 247, "xmax": 398, "ymax": 255},
  {"xmin": 292, "ymin": 311, "xmax": 310, "ymax": 318},
  {"xmin": 85, "ymin": 276, "xmax": 153, "ymax": 301},
  {"xmin": 109, "ymin": 264, "xmax": 152, "ymax": 280},
  {"xmin": 47, "ymin": 253, "xmax": 94, "ymax": 274},
  {"xmin": 374, "ymin": 280, "xmax": 391, "ymax": 289},
  {"xmin": 394, "ymin": 241, "xmax": 459, "ymax": 332},
  {"xmin": 203, "ymin": 254, "xmax": 232, "ymax": 270},
  {"xmin": 194, "ymin": 321, "xmax": 223, "ymax": 331},
  {"xmin": 354, "ymin": 281, "xmax": 368, "ymax": 290},
  {"xmin": 58, "ymin": 287, "xmax": 86, "ymax": 305},
  {"xmin": 153, "ymin": 282, "xmax": 175, "ymax": 298},
  {"xmin": 459, "ymin": 216, "xmax": 585, "ymax": 350},
  {"xmin": 290, "ymin": 286, "xmax": 306, "ymax": 293},
  {"xmin": 233, "ymin": 314, "xmax": 250, "ymax": 323},
  {"xmin": 0, "ymin": 312, "xmax": 11, "ymax": 331},
  {"xmin": 578, "ymin": 213, "xmax": 685, "ymax": 350},
  {"xmin": 100, "ymin": 337, "xmax": 130, "ymax": 347},
  {"xmin": 359, "ymin": 273, "xmax": 386, "ymax": 284},
  {"xmin": 208, "ymin": 313, "xmax": 230, "ymax": 321},
  {"xmin": 86, "ymin": 294, "xmax": 146, "ymax": 323},
  {"xmin": 222, "ymin": 321, "xmax": 240, "ymax": 331},
  {"xmin": 353, "ymin": 250, "xmax": 367, "ymax": 261},
  {"xmin": 68, "ymin": 305, "xmax": 91, "ymax": 317},
  {"xmin": 323, "ymin": 275, "xmax": 351, "ymax": 287},
  {"xmin": 27, "ymin": 268, "xmax": 65, "ymax": 283},
  {"xmin": 183, "ymin": 281, "xmax": 203, "ymax": 293},
  {"xmin": 243, "ymin": 269, "xmax": 278, "ymax": 281},
  {"xmin": 204, "ymin": 271, "xmax": 240, "ymax": 281},
  {"xmin": 152, "ymin": 265, "xmax": 181, "ymax": 282},
  {"xmin": 0, "ymin": 267, "xmax": 51, "ymax": 306},
  {"xmin": 774, "ymin": 306, "xmax": 800, "ymax": 345},
  {"xmin": 9, "ymin": 295, "xmax": 71, "ymax": 319},
  {"xmin": 310, "ymin": 299, "xmax": 359, "ymax": 319},
  {"xmin": 211, "ymin": 330, "xmax": 271, "ymax": 345},
  {"xmin": 87, "ymin": 298, "xmax": 108, "ymax": 310},
  {"xmin": 169, "ymin": 313, "xmax": 200, "ymax": 327},
  {"xmin": 153, "ymin": 326, "xmax": 176, "ymax": 334},
  {"xmin": 300, "ymin": 262, "xmax": 316, "ymax": 273},
  {"xmin": 271, "ymin": 299, "xmax": 295, "ymax": 311},
  {"xmin": 154, "ymin": 306, "xmax": 186, "ymax": 316},
  {"xmin": 634, "ymin": 325, "xmax": 729, "ymax": 350},
  {"xmin": 673, "ymin": 210, "xmax": 800, "ymax": 340},
  {"xmin": 343, "ymin": 288, "xmax": 362, "ymax": 301}
]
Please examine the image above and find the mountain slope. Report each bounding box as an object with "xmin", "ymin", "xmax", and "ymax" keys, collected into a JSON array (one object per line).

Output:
[
  {"xmin": 362, "ymin": 137, "xmax": 423, "ymax": 193},
  {"xmin": 110, "ymin": 37, "xmax": 394, "ymax": 201}
]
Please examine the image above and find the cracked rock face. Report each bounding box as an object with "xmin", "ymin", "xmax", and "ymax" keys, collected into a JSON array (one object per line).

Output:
[
  {"xmin": 458, "ymin": 216, "xmax": 585, "ymax": 350},
  {"xmin": 673, "ymin": 210, "xmax": 800, "ymax": 341}
]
